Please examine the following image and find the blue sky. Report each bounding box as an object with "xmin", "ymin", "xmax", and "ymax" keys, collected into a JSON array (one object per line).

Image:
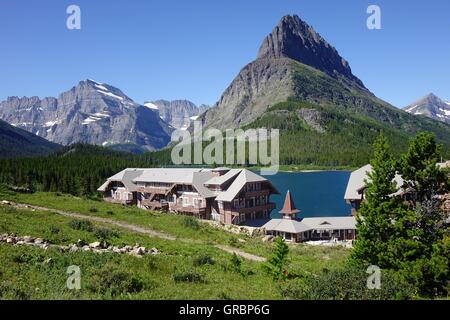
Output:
[{"xmin": 0, "ymin": 0, "xmax": 449, "ymax": 107}]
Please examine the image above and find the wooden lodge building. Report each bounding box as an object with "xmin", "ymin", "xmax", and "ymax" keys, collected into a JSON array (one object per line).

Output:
[
  {"xmin": 344, "ymin": 162, "xmax": 450, "ymax": 221},
  {"xmin": 262, "ymin": 191, "xmax": 357, "ymax": 243},
  {"xmin": 97, "ymin": 167, "xmax": 279, "ymax": 225}
]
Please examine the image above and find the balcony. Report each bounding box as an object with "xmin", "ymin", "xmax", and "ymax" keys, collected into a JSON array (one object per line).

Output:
[
  {"xmin": 170, "ymin": 204, "xmax": 207, "ymax": 215},
  {"xmin": 233, "ymin": 202, "xmax": 276, "ymax": 214},
  {"xmin": 244, "ymin": 189, "xmax": 270, "ymax": 198},
  {"xmin": 137, "ymin": 184, "xmax": 176, "ymax": 195},
  {"xmin": 141, "ymin": 199, "xmax": 169, "ymax": 209},
  {"xmin": 104, "ymin": 197, "xmax": 133, "ymax": 205}
]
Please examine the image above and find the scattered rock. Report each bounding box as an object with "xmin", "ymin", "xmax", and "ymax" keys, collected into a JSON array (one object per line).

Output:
[
  {"xmin": 89, "ymin": 241, "xmax": 101, "ymax": 249},
  {"xmin": 76, "ymin": 239, "xmax": 87, "ymax": 247},
  {"xmin": 0, "ymin": 233, "xmax": 160, "ymax": 257},
  {"xmin": 262, "ymin": 235, "xmax": 274, "ymax": 242}
]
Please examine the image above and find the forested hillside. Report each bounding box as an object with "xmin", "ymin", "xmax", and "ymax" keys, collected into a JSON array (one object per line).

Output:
[
  {"xmin": 0, "ymin": 119, "xmax": 59, "ymax": 158},
  {"xmin": 0, "ymin": 144, "xmax": 171, "ymax": 196},
  {"xmin": 245, "ymin": 100, "xmax": 450, "ymax": 167}
]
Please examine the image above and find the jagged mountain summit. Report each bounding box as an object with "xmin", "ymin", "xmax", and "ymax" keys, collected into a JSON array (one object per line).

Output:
[
  {"xmin": 257, "ymin": 15, "xmax": 365, "ymax": 88},
  {"xmin": 197, "ymin": 14, "xmax": 375, "ymax": 130},
  {"xmin": 404, "ymin": 93, "xmax": 450, "ymax": 124},
  {"xmin": 144, "ymin": 99, "xmax": 209, "ymax": 130},
  {"xmin": 0, "ymin": 80, "xmax": 173, "ymax": 151},
  {"xmin": 196, "ymin": 14, "xmax": 450, "ymax": 165}
]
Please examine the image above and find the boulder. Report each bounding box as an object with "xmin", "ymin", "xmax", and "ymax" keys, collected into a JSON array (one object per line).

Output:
[
  {"xmin": 23, "ymin": 236, "xmax": 34, "ymax": 243},
  {"xmin": 262, "ymin": 235, "xmax": 274, "ymax": 242},
  {"xmin": 76, "ymin": 239, "xmax": 87, "ymax": 247},
  {"xmin": 89, "ymin": 241, "xmax": 101, "ymax": 249}
]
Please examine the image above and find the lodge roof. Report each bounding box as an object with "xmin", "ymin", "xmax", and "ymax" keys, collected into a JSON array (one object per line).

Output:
[{"xmin": 262, "ymin": 216, "xmax": 357, "ymax": 234}]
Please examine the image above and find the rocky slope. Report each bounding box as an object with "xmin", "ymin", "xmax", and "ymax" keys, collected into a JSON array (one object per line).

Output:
[
  {"xmin": 0, "ymin": 80, "xmax": 173, "ymax": 151},
  {"xmin": 145, "ymin": 99, "xmax": 208, "ymax": 130},
  {"xmin": 0, "ymin": 119, "xmax": 59, "ymax": 158},
  {"xmin": 404, "ymin": 93, "xmax": 450, "ymax": 124},
  {"xmin": 197, "ymin": 14, "xmax": 450, "ymax": 153}
]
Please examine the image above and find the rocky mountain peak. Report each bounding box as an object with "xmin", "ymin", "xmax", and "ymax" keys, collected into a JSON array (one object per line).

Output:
[
  {"xmin": 257, "ymin": 14, "xmax": 364, "ymax": 87},
  {"xmin": 404, "ymin": 93, "xmax": 450, "ymax": 124}
]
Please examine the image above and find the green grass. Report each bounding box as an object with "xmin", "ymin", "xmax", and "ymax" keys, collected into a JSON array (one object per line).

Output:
[
  {"xmin": 0, "ymin": 205, "xmax": 280, "ymax": 299},
  {"xmin": 0, "ymin": 190, "xmax": 352, "ymax": 299}
]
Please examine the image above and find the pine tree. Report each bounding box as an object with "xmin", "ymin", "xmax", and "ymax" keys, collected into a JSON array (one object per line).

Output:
[
  {"xmin": 350, "ymin": 134, "xmax": 406, "ymax": 268},
  {"xmin": 394, "ymin": 132, "xmax": 449, "ymax": 296},
  {"xmin": 264, "ymin": 236, "xmax": 289, "ymax": 281}
]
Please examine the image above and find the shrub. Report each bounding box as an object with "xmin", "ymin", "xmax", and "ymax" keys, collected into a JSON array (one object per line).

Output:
[
  {"xmin": 93, "ymin": 227, "xmax": 119, "ymax": 241},
  {"xmin": 69, "ymin": 219, "xmax": 93, "ymax": 232},
  {"xmin": 89, "ymin": 207, "xmax": 98, "ymax": 213},
  {"xmin": 88, "ymin": 265, "xmax": 145, "ymax": 296},
  {"xmin": 49, "ymin": 226, "xmax": 61, "ymax": 234},
  {"xmin": 106, "ymin": 210, "xmax": 114, "ymax": 215},
  {"xmin": 280, "ymin": 266, "xmax": 415, "ymax": 300},
  {"xmin": 182, "ymin": 216, "xmax": 200, "ymax": 230},
  {"xmin": 173, "ymin": 269, "xmax": 207, "ymax": 283},
  {"xmin": 230, "ymin": 253, "xmax": 242, "ymax": 273},
  {"xmin": 228, "ymin": 236, "xmax": 241, "ymax": 248},
  {"xmin": 193, "ymin": 254, "xmax": 215, "ymax": 267}
]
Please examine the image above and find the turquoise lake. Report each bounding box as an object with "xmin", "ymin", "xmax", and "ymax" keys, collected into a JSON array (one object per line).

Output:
[{"xmin": 265, "ymin": 171, "xmax": 352, "ymax": 218}]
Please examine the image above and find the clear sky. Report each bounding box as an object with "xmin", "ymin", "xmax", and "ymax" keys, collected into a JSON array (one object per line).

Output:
[{"xmin": 0, "ymin": 0, "xmax": 449, "ymax": 107}]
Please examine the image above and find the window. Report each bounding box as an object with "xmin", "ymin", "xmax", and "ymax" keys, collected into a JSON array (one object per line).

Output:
[
  {"xmin": 218, "ymin": 201, "xmax": 223, "ymax": 209},
  {"xmin": 240, "ymin": 213, "xmax": 246, "ymax": 223},
  {"xmin": 233, "ymin": 199, "xmax": 239, "ymax": 208}
]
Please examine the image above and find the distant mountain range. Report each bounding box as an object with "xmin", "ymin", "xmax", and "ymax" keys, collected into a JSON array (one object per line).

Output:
[
  {"xmin": 404, "ymin": 93, "xmax": 450, "ymax": 124},
  {"xmin": 0, "ymin": 119, "xmax": 59, "ymax": 158},
  {"xmin": 0, "ymin": 14, "xmax": 449, "ymax": 164},
  {"xmin": 144, "ymin": 100, "xmax": 209, "ymax": 130},
  {"xmin": 0, "ymin": 80, "xmax": 173, "ymax": 151}
]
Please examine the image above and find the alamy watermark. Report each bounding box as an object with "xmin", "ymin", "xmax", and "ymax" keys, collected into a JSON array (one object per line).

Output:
[
  {"xmin": 66, "ymin": 5, "xmax": 81, "ymax": 30},
  {"xmin": 367, "ymin": 5, "xmax": 381, "ymax": 30},
  {"xmin": 66, "ymin": 265, "xmax": 81, "ymax": 290},
  {"xmin": 171, "ymin": 121, "xmax": 279, "ymax": 175},
  {"xmin": 366, "ymin": 265, "xmax": 381, "ymax": 289}
]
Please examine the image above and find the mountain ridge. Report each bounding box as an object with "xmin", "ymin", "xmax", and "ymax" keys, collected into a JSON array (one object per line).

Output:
[
  {"xmin": 404, "ymin": 93, "xmax": 450, "ymax": 124},
  {"xmin": 0, "ymin": 119, "xmax": 60, "ymax": 158},
  {"xmin": 0, "ymin": 80, "xmax": 173, "ymax": 151}
]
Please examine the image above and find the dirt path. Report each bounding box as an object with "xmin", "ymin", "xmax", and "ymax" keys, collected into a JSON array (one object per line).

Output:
[{"xmin": 6, "ymin": 202, "xmax": 266, "ymax": 262}]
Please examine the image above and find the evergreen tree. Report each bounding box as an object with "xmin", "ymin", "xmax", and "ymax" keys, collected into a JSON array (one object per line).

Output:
[
  {"xmin": 264, "ymin": 236, "xmax": 289, "ymax": 281},
  {"xmin": 394, "ymin": 132, "xmax": 449, "ymax": 296},
  {"xmin": 350, "ymin": 134, "xmax": 406, "ymax": 268}
]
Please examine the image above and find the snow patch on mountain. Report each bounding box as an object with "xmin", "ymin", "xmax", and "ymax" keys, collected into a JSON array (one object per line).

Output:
[
  {"xmin": 144, "ymin": 102, "xmax": 159, "ymax": 110},
  {"xmin": 96, "ymin": 89, "xmax": 124, "ymax": 101}
]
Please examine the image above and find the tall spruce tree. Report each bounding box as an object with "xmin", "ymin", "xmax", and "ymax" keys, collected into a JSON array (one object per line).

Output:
[
  {"xmin": 350, "ymin": 134, "xmax": 406, "ymax": 268},
  {"xmin": 394, "ymin": 132, "xmax": 449, "ymax": 296}
]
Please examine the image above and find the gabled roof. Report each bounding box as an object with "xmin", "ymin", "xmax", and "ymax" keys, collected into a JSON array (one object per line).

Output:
[
  {"xmin": 262, "ymin": 218, "xmax": 310, "ymax": 233},
  {"xmin": 204, "ymin": 169, "xmax": 241, "ymax": 186},
  {"xmin": 133, "ymin": 168, "xmax": 211, "ymax": 184},
  {"xmin": 192, "ymin": 172, "xmax": 217, "ymax": 198},
  {"xmin": 215, "ymin": 169, "xmax": 279, "ymax": 202},
  {"xmin": 262, "ymin": 216, "xmax": 356, "ymax": 234},
  {"xmin": 344, "ymin": 164, "xmax": 404, "ymax": 201},
  {"xmin": 97, "ymin": 168, "xmax": 144, "ymax": 192}
]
